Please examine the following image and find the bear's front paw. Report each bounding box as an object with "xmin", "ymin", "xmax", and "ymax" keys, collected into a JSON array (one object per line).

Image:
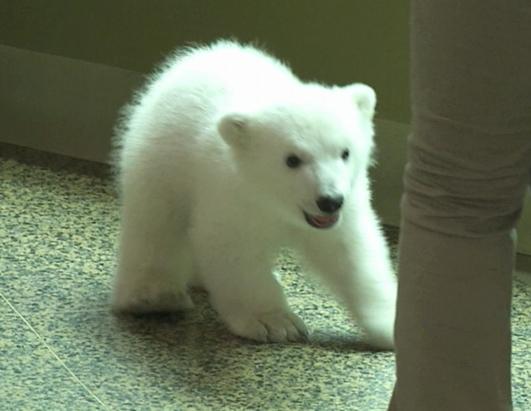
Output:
[{"xmin": 224, "ymin": 310, "xmax": 309, "ymax": 343}]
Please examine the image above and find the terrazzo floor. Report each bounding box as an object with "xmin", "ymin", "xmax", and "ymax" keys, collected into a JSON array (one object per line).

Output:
[{"xmin": 1, "ymin": 143, "xmax": 530, "ymax": 411}]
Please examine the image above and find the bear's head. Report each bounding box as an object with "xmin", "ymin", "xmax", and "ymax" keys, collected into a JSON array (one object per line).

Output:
[{"xmin": 217, "ymin": 83, "xmax": 376, "ymax": 231}]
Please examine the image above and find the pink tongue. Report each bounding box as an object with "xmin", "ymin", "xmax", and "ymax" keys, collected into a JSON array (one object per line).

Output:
[{"xmin": 313, "ymin": 215, "xmax": 335, "ymax": 226}]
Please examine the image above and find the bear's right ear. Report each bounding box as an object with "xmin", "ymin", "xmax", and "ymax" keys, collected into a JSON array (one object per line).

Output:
[
  {"xmin": 344, "ymin": 83, "xmax": 377, "ymax": 119},
  {"xmin": 218, "ymin": 114, "xmax": 251, "ymax": 148}
]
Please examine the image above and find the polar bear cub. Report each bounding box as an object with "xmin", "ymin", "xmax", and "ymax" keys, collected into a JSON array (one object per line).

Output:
[{"xmin": 112, "ymin": 40, "xmax": 397, "ymax": 349}]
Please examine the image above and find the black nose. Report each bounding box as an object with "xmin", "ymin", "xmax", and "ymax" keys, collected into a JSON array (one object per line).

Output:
[{"xmin": 316, "ymin": 195, "xmax": 344, "ymax": 214}]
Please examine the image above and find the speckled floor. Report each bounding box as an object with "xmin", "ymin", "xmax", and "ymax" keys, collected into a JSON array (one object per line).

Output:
[{"xmin": 1, "ymin": 143, "xmax": 530, "ymax": 411}]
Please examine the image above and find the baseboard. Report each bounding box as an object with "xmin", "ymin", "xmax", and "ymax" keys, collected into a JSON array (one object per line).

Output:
[{"xmin": 370, "ymin": 118, "xmax": 410, "ymax": 227}]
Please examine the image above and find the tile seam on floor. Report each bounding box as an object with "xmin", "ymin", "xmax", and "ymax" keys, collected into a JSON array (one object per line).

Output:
[{"xmin": 0, "ymin": 292, "xmax": 110, "ymax": 410}]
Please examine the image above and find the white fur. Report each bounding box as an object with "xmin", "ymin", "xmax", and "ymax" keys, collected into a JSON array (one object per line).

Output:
[{"xmin": 112, "ymin": 40, "xmax": 397, "ymax": 349}]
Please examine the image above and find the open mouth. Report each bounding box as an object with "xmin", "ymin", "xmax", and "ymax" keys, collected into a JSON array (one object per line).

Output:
[{"xmin": 303, "ymin": 211, "xmax": 339, "ymax": 229}]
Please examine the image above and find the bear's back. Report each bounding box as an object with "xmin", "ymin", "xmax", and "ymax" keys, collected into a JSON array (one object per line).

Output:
[
  {"xmin": 115, "ymin": 42, "xmax": 304, "ymax": 183},
  {"xmin": 167, "ymin": 41, "xmax": 297, "ymax": 93},
  {"xmin": 147, "ymin": 41, "xmax": 301, "ymax": 120}
]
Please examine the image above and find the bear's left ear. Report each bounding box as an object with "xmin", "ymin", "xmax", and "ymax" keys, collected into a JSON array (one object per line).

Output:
[
  {"xmin": 344, "ymin": 83, "xmax": 377, "ymax": 119},
  {"xmin": 218, "ymin": 113, "xmax": 251, "ymax": 148}
]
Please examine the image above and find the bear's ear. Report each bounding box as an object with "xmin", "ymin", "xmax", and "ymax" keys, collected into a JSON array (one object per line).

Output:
[
  {"xmin": 344, "ymin": 83, "xmax": 377, "ymax": 119},
  {"xmin": 218, "ymin": 113, "xmax": 251, "ymax": 148}
]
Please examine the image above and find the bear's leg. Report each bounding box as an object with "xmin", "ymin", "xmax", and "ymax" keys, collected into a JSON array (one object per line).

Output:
[
  {"xmin": 191, "ymin": 226, "xmax": 308, "ymax": 343},
  {"xmin": 300, "ymin": 209, "xmax": 397, "ymax": 350},
  {"xmin": 112, "ymin": 177, "xmax": 194, "ymax": 313}
]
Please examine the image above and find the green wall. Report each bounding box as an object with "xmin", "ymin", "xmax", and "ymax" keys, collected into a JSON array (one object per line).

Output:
[
  {"xmin": 3, "ymin": 2, "xmax": 531, "ymax": 263},
  {"xmin": 0, "ymin": 0, "xmax": 410, "ymax": 123}
]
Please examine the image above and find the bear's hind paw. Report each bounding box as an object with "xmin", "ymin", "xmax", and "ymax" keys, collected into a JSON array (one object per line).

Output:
[{"xmin": 112, "ymin": 289, "xmax": 194, "ymax": 315}]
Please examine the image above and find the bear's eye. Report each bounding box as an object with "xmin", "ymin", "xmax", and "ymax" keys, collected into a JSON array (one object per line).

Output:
[
  {"xmin": 341, "ymin": 149, "xmax": 350, "ymax": 161},
  {"xmin": 286, "ymin": 154, "xmax": 303, "ymax": 169}
]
